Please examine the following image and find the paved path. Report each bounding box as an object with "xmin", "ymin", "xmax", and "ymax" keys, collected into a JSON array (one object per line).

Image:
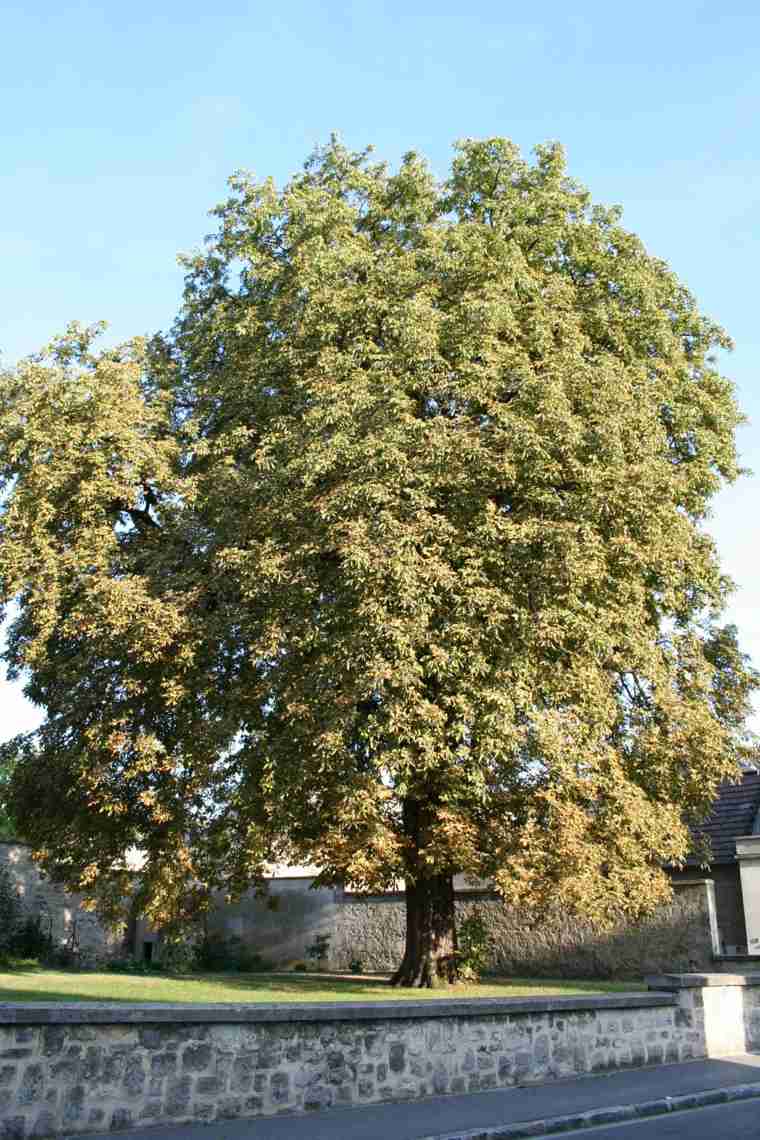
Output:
[{"xmin": 72, "ymin": 1054, "xmax": 760, "ymax": 1140}]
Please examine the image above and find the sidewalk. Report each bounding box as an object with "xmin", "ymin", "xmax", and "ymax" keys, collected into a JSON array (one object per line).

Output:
[{"xmin": 73, "ymin": 1053, "xmax": 760, "ymax": 1140}]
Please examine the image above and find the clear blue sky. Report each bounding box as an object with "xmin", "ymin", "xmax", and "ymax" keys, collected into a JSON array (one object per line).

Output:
[{"xmin": 1, "ymin": 0, "xmax": 758, "ymax": 737}]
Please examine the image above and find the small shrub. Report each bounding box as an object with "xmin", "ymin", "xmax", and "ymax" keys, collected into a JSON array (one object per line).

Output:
[
  {"xmin": 43, "ymin": 944, "xmax": 78, "ymax": 970},
  {"xmin": 194, "ymin": 933, "xmax": 237, "ymax": 972},
  {"xmin": 236, "ymin": 949, "xmax": 273, "ymax": 973},
  {"xmin": 348, "ymin": 958, "xmax": 364, "ymax": 974},
  {"xmin": 159, "ymin": 939, "xmax": 196, "ymax": 973},
  {"xmin": 105, "ymin": 957, "xmax": 136, "ymax": 973},
  {"xmin": 193, "ymin": 933, "xmax": 272, "ymax": 973},
  {"xmin": 457, "ymin": 910, "xmax": 491, "ymax": 983},
  {"xmin": 16, "ymin": 916, "xmax": 54, "ymax": 961},
  {"xmin": 292, "ymin": 960, "xmax": 308, "ymax": 972},
  {"xmin": 106, "ymin": 957, "xmax": 166, "ymax": 974},
  {"xmin": 306, "ymin": 932, "xmax": 331, "ymax": 969}
]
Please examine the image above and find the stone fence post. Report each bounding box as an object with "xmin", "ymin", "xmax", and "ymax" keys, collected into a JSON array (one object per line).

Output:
[{"xmin": 648, "ymin": 972, "xmax": 760, "ymax": 1056}]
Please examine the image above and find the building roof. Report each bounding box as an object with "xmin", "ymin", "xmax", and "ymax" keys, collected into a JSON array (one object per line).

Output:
[{"xmin": 686, "ymin": 769, "xmax": 760, "ymax": 866}]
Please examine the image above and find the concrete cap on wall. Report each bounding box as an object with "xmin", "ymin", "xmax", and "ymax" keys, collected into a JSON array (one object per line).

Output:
[
  {"xmin": 647, "ymin": 972, "xmax": 760, "ymax": 988},
  {"xmin": 0, "ymin": 991, "xmax": 676, "ymax": 1025}
]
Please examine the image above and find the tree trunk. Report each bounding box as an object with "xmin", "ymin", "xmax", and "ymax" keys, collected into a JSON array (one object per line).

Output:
[{"xmin": 391, "ymin": 873, "xmax": 458, "ymax": 987}]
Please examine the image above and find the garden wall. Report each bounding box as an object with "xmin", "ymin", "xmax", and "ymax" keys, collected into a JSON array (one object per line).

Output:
[
  {"xmin": 332, "ymin": 880, "xmax": 719, "ymax": 978},
  {"xmin": 0, "ymin": 842, "xmax": 120, "ymax": 965},
  {"xmin": 1, "ymin": 841, "xmax": 723, "ymax": 978},
  {"xmin": 1, "ymin": 975, "xmax": 758, "ymax": 1137},
  {"xmin": 0, "ymin": 839, "xmax": 724, "ymax": 980}
]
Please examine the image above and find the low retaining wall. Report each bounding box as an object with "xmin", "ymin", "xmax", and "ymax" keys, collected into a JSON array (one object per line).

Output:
[{"xmin": 1, "ymin": 975, "xmax": 759, "ymax": 1137}]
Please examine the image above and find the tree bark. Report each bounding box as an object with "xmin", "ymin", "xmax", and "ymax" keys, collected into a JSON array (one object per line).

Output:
[{"xmin": 391, "ymin": 872, "xmax": 458, "ymax": 987}]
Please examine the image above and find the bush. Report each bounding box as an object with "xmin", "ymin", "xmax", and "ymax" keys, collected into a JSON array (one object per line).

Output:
[
  {"xmin": 105, "ymin": 958, "xmax": 166, "ymax": 975},
  {"xmin": 42, "ymin": 944, "xmax": 78, "ymax": 970},
  {"xmin": 0, "ymin": 869, "xmax": 57, "ymax": 966},
  {"xmin": 457, "ymin": 910, "xmax": 491, "ymax": 982},
  {"xmin": 15, "ymin": 916, "xmax": 54, "ymax": 961},
  {"xmin": 306, "ymin": 932, "xmax": 331, "ymax": 969},
  {"xmin": 158, "ymin": 939, "xmax": 195, "ymax": 973},
  {"xmin": 194, "ymin": 933, "xmax": 272, "ymax": 973},
  {"xmin": 348, "ymin": 958, "xmax": 364, "ymax": 974}
]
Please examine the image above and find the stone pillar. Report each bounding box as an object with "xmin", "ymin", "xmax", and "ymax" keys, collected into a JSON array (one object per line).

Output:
[
  {"xmin": 649, "ymin": 972, "xmax": 760, "ymax": 1055},
  {"xmin": 736, "ymin": 835, "xmax": 760, "ymax": 955}
]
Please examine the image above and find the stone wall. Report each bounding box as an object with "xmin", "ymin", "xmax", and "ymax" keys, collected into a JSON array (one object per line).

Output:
[
  {"xmin": 0, "ymin": 841, "xmax": 119, "ymax": 965},
  {"xmin": 332, "ymin": 880, "xmax": 718, "ymax": 978},
  {"xmin": 1, "ymin": 976, "xmax": 758, "ymax": 1138},
  {"xmin": 204, "ymin": 877, "xmax": 341, "ymax": 968},
  {"xmin": 672, "ymin": 864, "xmax": 746, "ymax": 953},
  {"xmin": 1, "ymin": 841, "xmax": 721, "ymax": 978}
]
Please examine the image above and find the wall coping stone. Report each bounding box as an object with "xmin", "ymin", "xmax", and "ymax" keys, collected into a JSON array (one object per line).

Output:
[
  {"xmin": 647, "ymin": 972, "xmax": 760, "ymax": 989},
  {"xmin": 0, "ymin": 991, "xmax": 674, "ymax": 1025}
]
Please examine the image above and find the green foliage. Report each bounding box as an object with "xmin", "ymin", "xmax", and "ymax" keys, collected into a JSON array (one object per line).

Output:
[
  {"xmin": 13, "ymin": 915, "xmax": 54, "ymax": 961},
  {"xmin": 105, "ymin": 957, "xmax": 167, "ymax": 975},
  {"xmin": 0, "ymin": 136, "xmax": 756, "ymax": 966},
  {"xmin": 0, "ymin": 736, "xmax": 24, "ymax": 839},
  {"xmin": 194, "ymin": 934, "xmax": 272, "ymax": 973},
  {"xmin": 349, "ymin": 957, "xmax": 364, "ymax": 974},
  {"xmin": 456, "ymin": 910, "xmax": 492, "ymax": 982},
  {"xmin": 306, "ymin": 933, "xmax": 331, "ymax": 967}
]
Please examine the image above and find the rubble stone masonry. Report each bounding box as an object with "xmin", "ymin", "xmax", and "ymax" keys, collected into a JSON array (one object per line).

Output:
[{"xmin": 1, "ymin": 976, "xmax": 759, "ymax": 1137}]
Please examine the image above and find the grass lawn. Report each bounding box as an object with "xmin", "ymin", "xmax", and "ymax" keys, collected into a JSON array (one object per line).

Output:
[{"xmin": 0, "ymin": 967, "xmax": 643, "ymax": 1004}]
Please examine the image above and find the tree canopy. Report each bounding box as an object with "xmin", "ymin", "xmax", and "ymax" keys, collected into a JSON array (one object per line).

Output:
[{"xmin": 0, "ymin": 138, "xmax": 756, "ymax": 983}]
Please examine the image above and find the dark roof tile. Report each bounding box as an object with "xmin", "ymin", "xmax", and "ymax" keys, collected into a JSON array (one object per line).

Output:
[{"xmin": 685, "ymin": 771, "xmax": 760, "ymax": 866}]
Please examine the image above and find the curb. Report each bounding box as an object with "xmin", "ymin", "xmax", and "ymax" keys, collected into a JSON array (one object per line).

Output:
[{"xmin": 420, "ymin": 1079, "xmax": 760, "ymax": 1139}]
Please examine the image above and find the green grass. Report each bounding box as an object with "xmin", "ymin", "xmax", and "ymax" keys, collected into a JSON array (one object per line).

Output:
[{"xmin": 0, "ymin": 967, "xmax": 644, "ymax": 1004}]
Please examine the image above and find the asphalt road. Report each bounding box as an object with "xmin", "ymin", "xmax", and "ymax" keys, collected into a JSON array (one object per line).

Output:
[{"xmin": 569, "ymin": 1098, "xmax": 760, "ymax": 1137}]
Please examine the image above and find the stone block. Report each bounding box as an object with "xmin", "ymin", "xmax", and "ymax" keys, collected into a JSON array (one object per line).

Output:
[
  {"xmin": 17, "ymin": 1063, "xmax": 44, "ymax": 1106},
  {"xmin": 150, "ymin": 1051, "xmax": 177, "ymax": 1077},
  {"xmin": 271, "ymin": 1071, "xmax": 290, "ymax": 1104},
  {"xmin": 230, "ymin": 1054, "xmax": 255, "ymax": 1092},
  {"xmin": 165, "ymin": 1076, "xmax": 192, "ymax": 1117},
  {"xmin": 139, "ymin": 1101, "xmax": 163, "ymax": 1120},
  {"xmin": 388, "ymin": 1042, "xmax": 405, "ymax": 1073},
  {"xmin": 123, "ymin": 1056, "xmax": 146, "ymax": 1097},
  {"xmin": 62, "ymin": 1085, "xmax": 85, "ymax": 1126},
  {"xmin": 182, "ymin": 1044, "xmax": 213, "ymax": 1072},
  {"xmin": 197, "ymin": 1075, "xmax": 225, "ymax": 1095},
  {"xmin": 1, "ymin": 1117, "xmax": 26, "ymax": 1140},
  {"xmin": 191, "ymin": 1103, "xmax": 216, "ymax": 1122},
  {"xmin": 109, "ymin": 1108, "xmax": 133, "ymax": 1131},
  {"xmin": 29, "ymin": 1112, "xmax": 56, "ymax": 1139},
  {"xmin": 217, "ymin": 1097, "xmax": 243, "ymax": 1119},
  {"xmin": 0, "ymin": 1066, "xmax": 16, "ymax": 1088}
]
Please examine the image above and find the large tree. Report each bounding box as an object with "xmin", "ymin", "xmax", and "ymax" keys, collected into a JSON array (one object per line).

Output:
[{"xmin": 0, "ymin": 139, "xmax": 756, "ymax": 984}]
